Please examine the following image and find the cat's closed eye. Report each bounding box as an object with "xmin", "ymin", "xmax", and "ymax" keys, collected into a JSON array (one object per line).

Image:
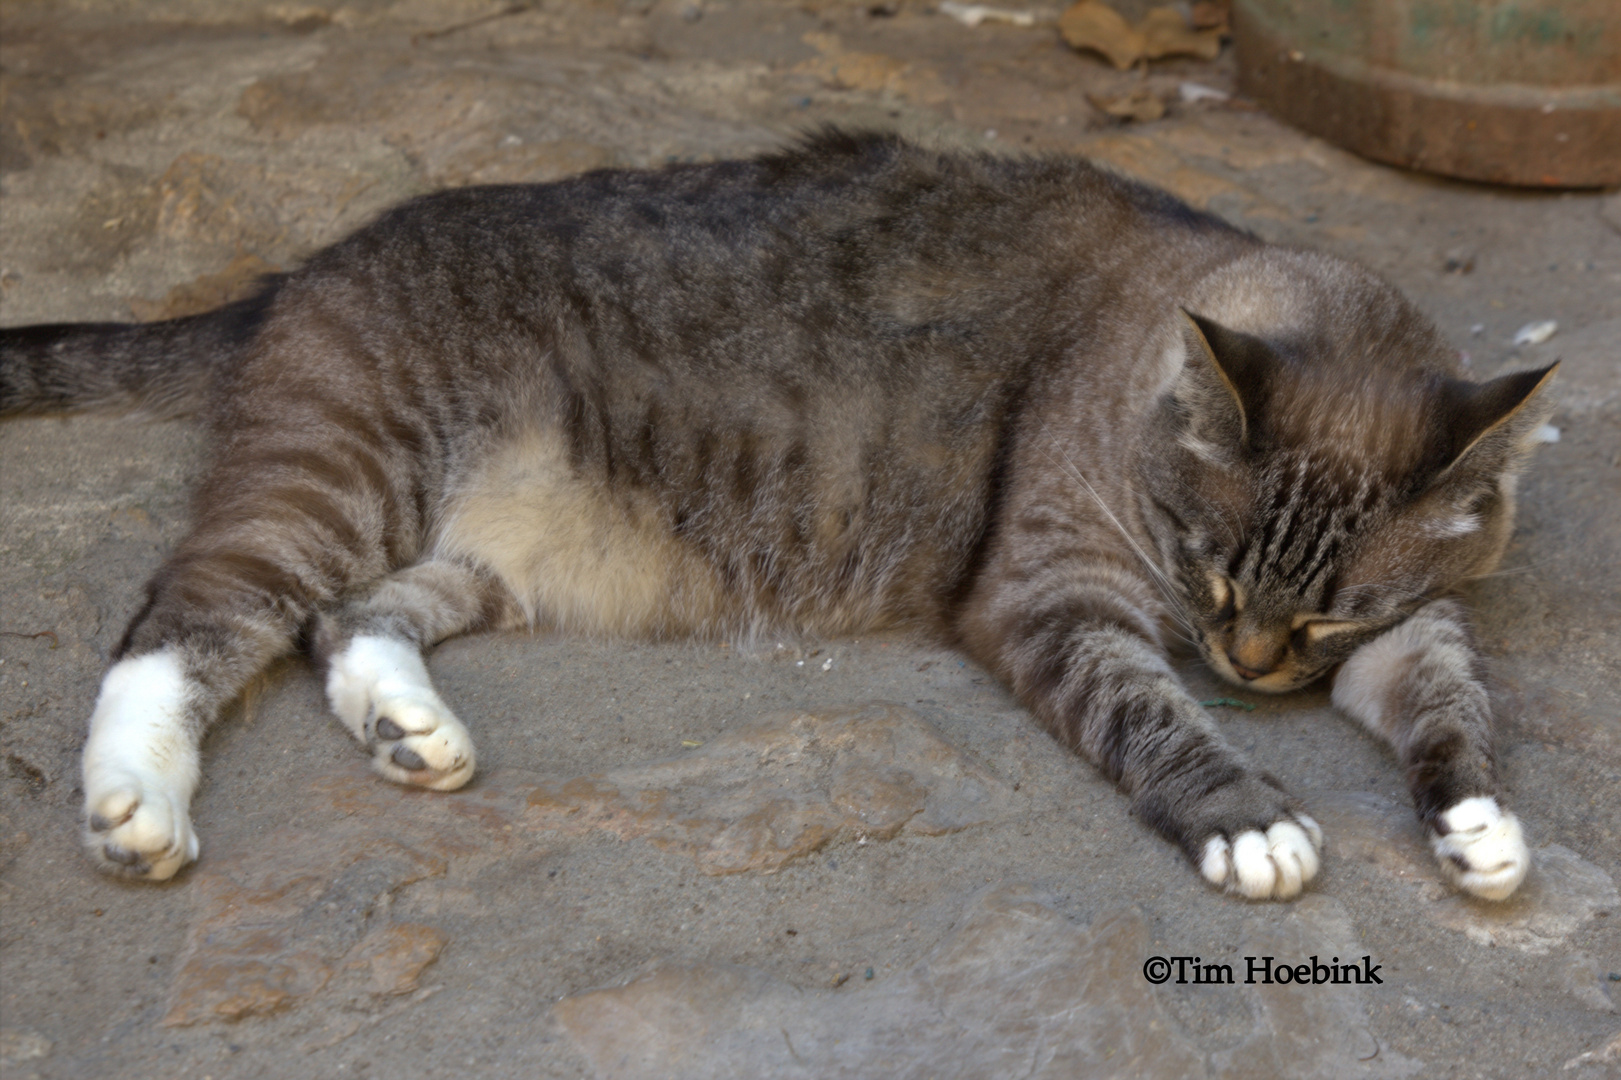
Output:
[
  {"xmin": 1289, "ymin": 618, "xmax": 1362, "ymax": 651},
  {"xmin": 1290, "ymin": 615, "xmax": 1360, "ymax": 638},
  {"xmin": 1207, "ymin": 573, "xmax": 1240, "ymax": 622}
]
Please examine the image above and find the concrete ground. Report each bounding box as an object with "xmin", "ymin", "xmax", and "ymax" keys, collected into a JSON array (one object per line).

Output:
[{"xmin": 1, "ymin": 2, "xmax": 1618, "ymax": 1077}]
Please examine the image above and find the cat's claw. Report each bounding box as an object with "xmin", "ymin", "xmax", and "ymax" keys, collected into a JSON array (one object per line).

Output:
[
  {"xmin": 1429, "ymin": 796, "xmax": 1528, "ymax": 901},
  {"xmin": 83, "ymin": 777, "xmax": 198, "ymax": 881},
  {"xmin": 367, "ymin": 696, "xmax": 476, "ymax": 791},
  {"xmin": 1200, "ymin": 816, "xmax": 1321, "ymax": 900}
]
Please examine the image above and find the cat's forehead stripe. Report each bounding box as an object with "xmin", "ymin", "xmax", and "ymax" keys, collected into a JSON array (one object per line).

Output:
[{"xmin": 1231, "ymin": 453, "xmax": 1374, "ymax": 602}]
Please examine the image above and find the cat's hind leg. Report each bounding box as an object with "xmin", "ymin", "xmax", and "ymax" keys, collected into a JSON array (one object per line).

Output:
[
  {"xmin": 85, "ymin": 544, "xmax": 334, "ymax": 880},
  {"xmin": 1331, "ymin": 598, "xmax": 1529, "ymax": 900},
  {"xmin": 315, "ymin": 559, "xmax": 518, "ymax": 790},
  {"xmin": 82, "ymin": 648, "xmax": 202, "ymax": 880},
  {"xmin": 82, "ymin": 334, "xmax": 452, "ymax": 878}
]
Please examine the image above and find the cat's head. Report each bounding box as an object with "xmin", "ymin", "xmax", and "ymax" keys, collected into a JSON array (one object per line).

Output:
[{"xmin": 1148, "ymin": 291, "xmax": 1556, "ymax": 694}]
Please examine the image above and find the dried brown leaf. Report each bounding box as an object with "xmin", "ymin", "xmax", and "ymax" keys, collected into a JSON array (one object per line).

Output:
[
  {"xmin": 1140, "ymin": 6, "xmax": 1223, "ymax": 61},
  {"xmin": 1088, "ymin": 88, "xmax": 1166, "ymax": 123},
  {"xmin": 1058, "ymin": 1, "xmax": 1144, "ymax": 71},
  {"xmin": 1189, "ymin": 0, "xmax": 1230, "ymax": 32}
]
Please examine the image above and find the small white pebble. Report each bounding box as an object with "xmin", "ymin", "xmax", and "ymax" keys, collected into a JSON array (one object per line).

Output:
[
  {"xmin": 1469, "ymin": 323, "xmax": 1486, "ymax": 335},
  {"xmin": 1534, "ymin": 423, "xmax": 1561, "ymax": 443},
  {"xmin": 939, "ymin": 2, "xmax": 1038, "ymax": 28},
  {"xmin": 796, "ymin": 660, "xmax": 804, "ymax": 666},
  {"xmin": 821, "ymin": 657, "xmax": 833, "ymax": 671},
  {"xmin": 1512, "ymin": 319, "xmax": 1557, "ymax": 346},
  {"xmin": 1179, "ymin": 82, "xmax": 1229, "ymax": 103}
]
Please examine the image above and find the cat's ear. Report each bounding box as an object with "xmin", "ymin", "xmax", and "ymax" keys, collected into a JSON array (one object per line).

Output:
[
  {"xmin": 1430, "ymin": 363, "xmax": 1559, "ymax": 482},
  {"xmin": 1174, "ymin": 309, "xmax": 1275, "ymax": 453}
]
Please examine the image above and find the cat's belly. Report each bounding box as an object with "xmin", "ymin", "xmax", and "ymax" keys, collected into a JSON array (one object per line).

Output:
[{"xmin": 434, "ymin": 428, "xmax": 733, "ymax": 637}]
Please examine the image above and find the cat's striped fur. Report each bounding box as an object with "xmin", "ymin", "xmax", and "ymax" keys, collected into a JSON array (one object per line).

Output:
[{"xmin": 1, "ymin": 132, "xmax": 1553, "ymax": 899}]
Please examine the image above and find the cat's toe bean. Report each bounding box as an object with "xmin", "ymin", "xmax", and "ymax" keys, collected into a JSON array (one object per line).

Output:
[
  {"xmin": 87, "ymin": 789, "xmax": 137, "ymax": 833},
  {"xmin": 1265, "ymin": 820, "xmax": 1318, "ymax": 898},
  {"xmin": 1230, "ymin": 831, "xmax": 1278, "ymax": 897},
  {"xmin": 368, "ymin": 697, "xmax": 476, "ymax": 791},
  {"xmin": 1429, "ymin": 796, "xmax": 1528, "ymax": 901},
  {"xmin": 83, "ymin": 780, "xmax": 197, "ymax": 881},
  {"xmin": 1199, "ymin": 835, "xmax": 1233, "ymax": 887}
]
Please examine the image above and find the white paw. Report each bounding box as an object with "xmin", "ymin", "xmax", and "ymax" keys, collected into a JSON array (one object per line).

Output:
[
  {"xmin": 1200, "ymin": 816, "xmax": 1322, "ymax": 900},
  {"xmin": 367, "ymin": 695, "xmax": 476, "ymax": 791},
  {"xmin": 84, "ymin": 775, "xmax": 198, "ymax": 880},
  {"xmin": 325, "ymin": 636, "xmax": 475, "ymax": 791},
  {"xmin": 1430, "ymin": 796, "xmax": 1528, "ymax": 901},
  {"xmin": 81, "ymin": 650, "xmax": 201, "ymax": 880}
]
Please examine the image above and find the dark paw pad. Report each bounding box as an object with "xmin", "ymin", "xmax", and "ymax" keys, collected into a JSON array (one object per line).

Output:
[
  {"xmin": 103, "ymin": 845, "xmax": 146, "ymax": 869},
  {"xmin": 391, "ymin": 744, "xmax": 428, "ymax": 771},
  {"xmin": 375, "ymin": 716, "xmax": 406, "ymax": 741}
]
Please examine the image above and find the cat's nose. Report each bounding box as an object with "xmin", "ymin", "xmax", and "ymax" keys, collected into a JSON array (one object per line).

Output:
[
  {"xmin": 1227, "ymin": 654, "xmax": 1269, "ymax": 681},
  {"xmin": 1226, "ymin": 631, "xmax": 1283, "ymax": 680},
  {"xmin": 1226, "ymin": 639, "xmax": 1281, "ymax": 680}
]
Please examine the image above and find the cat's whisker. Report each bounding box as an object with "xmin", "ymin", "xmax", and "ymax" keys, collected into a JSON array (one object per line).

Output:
[
  {"xmin": 1467, "ymin": 558, "xmax": 1557, "ymax": 582},
  {"xmin": 1179, "ymin": 482, "xmax": 1240, "ymax": 549},
  {"xmin": 1036, "ymin": 428, "xmax": 1200, "ymax": 642},
  {"xmin": 1331, "ymin": 583, "xmax": 1407, "ymax": 601}
]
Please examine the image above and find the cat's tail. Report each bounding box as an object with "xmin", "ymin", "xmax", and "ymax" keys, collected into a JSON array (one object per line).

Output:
[{"xmin": 0, "ymin": 284, "xmax": 280, "ymax": 419}]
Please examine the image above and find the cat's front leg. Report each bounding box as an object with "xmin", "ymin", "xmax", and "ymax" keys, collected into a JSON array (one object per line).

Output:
[
  {"xmin": 1038, "ymin": 628, "xmax": 1323, "ymax": 900},
  {"xmin": 968, "ymin": 575, "xmax": 1321, "ymax": 899},
  {"xmin": 1331, "ymin": 598, "xmax": 1529, "ymax": 901}
]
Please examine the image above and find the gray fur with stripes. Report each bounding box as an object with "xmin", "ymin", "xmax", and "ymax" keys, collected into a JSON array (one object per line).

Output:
[{"xmin": 0, "ymin": 132, "xmax": 1553, "ymax": 898}]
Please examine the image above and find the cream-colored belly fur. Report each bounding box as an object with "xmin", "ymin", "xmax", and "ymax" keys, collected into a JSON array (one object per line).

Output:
[{"xmin": 435, "ymin": 428, "xmax": 728, "ymax": 637}]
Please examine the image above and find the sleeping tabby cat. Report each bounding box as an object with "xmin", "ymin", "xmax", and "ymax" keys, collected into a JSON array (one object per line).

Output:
[{"xmin": 0, "ymin": 131, "xmax": 1552, "ymax": 900}]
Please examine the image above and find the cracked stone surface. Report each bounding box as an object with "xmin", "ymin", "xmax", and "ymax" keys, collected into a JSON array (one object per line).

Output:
[
  {"xmin": 162, "ymin": 843, "xmax": 451, "ymax": 1026},
  {"xmin": 525, "ymin": 703, "xmax": 1012, "ymax": 874},
  {"xmin": 149, "ymin": 704, "xmax": 1005, "ymax": 1031},
  {"xmin": 2, "ymin": 2, "xmax": 1618, "ymax": 1078},
  {"xmin": 555, "ymin": 889, "xmax": 1417, "ymax": 1080}
]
